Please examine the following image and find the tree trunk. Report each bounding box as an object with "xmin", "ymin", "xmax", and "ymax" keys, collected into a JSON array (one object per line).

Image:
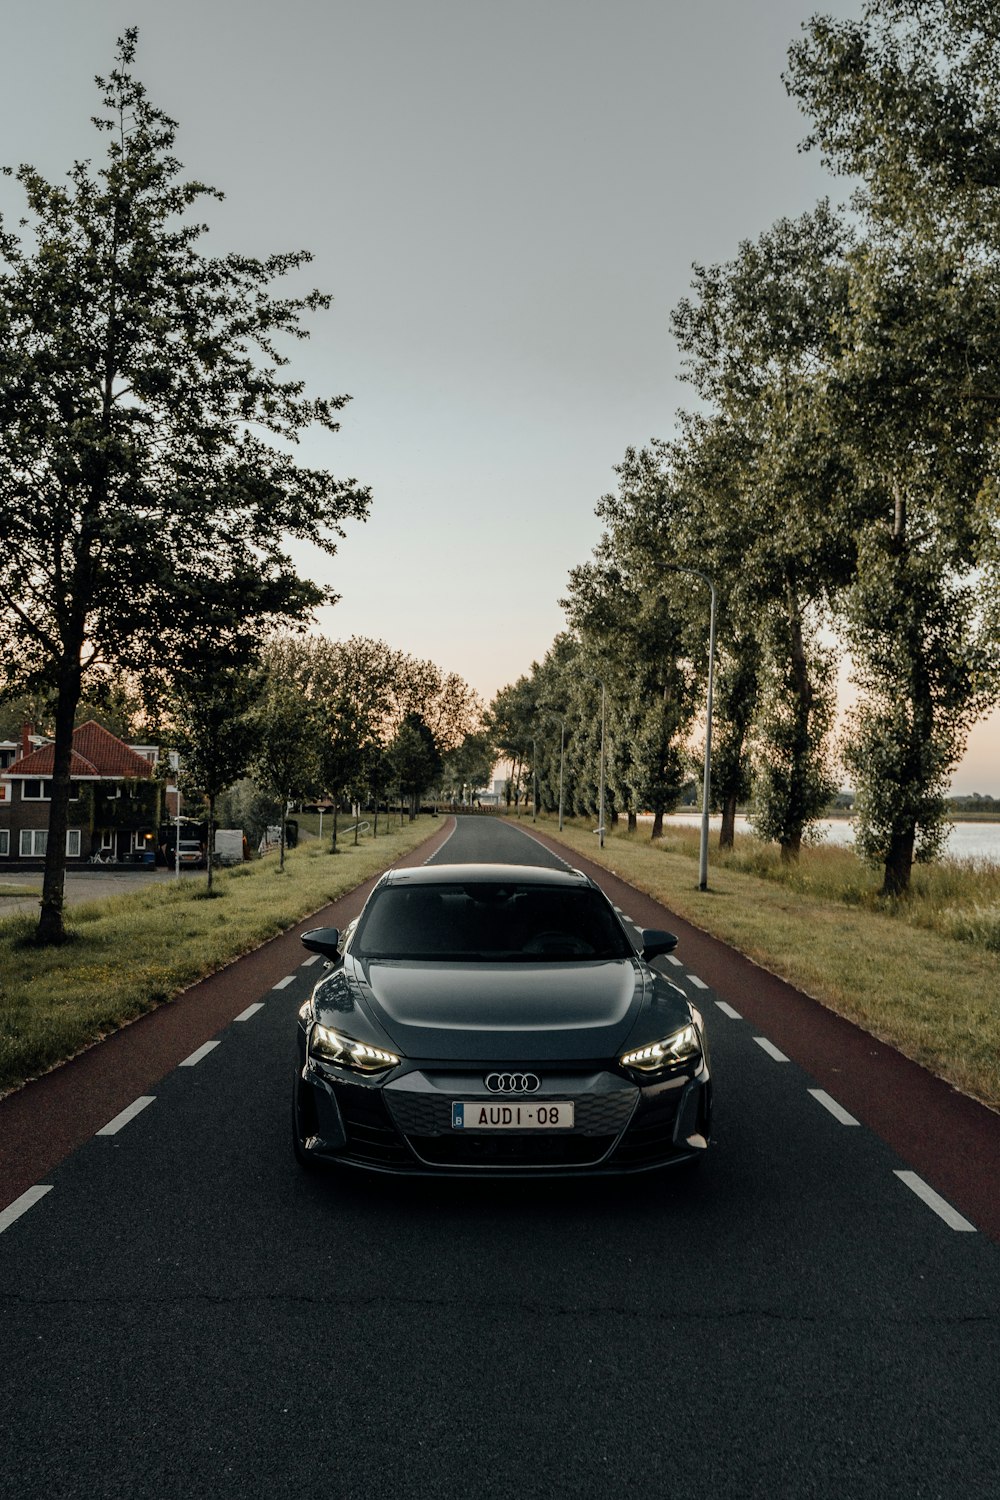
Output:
[
  {"xmin": 780, "ymin": 833, "xmax": 801, "ymax": 864},
  {"xmin": 719, "ymin": 792, "xmax": 738, "ymax": 850},
  {"xmin": 279, "ymin": 793, "xmax": 287, "ymax": 871},
  {"xmin": 651, "ymin": 811, "xmax": 664, "ymax": 841},
  {"xmin": 332, "ymin": 800, "xmax": 339, "ymax": 851},
  {"xmin": 881, "ymin": 827, "xmax": 915, "ymax": 897},
  {"xmin": 627, "ymin": 811, "xmax": 637, "ymax": 833},
  {"xmin": 37, "ymin": 661, "xmax": 84, "ymax": 944}
]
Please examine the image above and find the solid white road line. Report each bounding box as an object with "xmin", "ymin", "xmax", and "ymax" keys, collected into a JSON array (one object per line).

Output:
[
  {"xmin": 666, "ymin": 956, "xmax": 683, "ymax": 967},
  {"xmin": 234, "ymin": 1003, "xmax": 265, "ymax": 1022},
  {"xmin": 894, "ymin": 1171, "xmax": 976, "ymax": 1232},
  {"xmin": 179, "ymin": 1041, "xmax": 220, "ymax": 1068},
  {"xmin": 0, "ymin": 1185, "xmax": 53, "ymax": 1235},
  {"xmin": 301, "ymin": 955, "xmax": 321, "ymax": 967},
  {"xmin": 753, "ymin": 1037, "xmax": 790, "ymax": 1063},
  {"xmin": 716, "ymin": 1001, "xmax": 743, "ymax": 1020},
  {"xmin": 808, "ymin": 1089, "xmax": 860, "ymax": 1126},
  {"xmin": 687, "ymin": 975, "xmax": 708, "ymax": 990},
  {"xmin": 96, "ymin": 1096, "xmax": 156, "ymax": 1135},
  {"xmin": 273, "ymin": 976, "xmax": 295, "ymax": 990}
]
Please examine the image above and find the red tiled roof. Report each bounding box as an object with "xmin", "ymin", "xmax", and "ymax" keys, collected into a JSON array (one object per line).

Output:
[{"xmin": 3, "ymin": 721, "xmax": 155, "ymax": 780}]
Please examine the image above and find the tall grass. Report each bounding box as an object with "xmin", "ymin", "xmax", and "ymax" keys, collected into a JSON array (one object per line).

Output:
[
  {"xmin": 544, "ymin": 816, "xmax": 1000, "ymax": 1112},
  {"xmin": 0, "ymin": 817, "xmax": 437, "ymax": 1097}
]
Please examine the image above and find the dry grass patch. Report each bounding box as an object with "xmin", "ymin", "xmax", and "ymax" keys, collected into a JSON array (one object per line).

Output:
[
  {"xmin": 0, "ymin": 817, "xmax": 438, "ymax": 1096},
  {"xmin": 543, "ymin": 817, "xmax": 1000, "ymax": 1112}
]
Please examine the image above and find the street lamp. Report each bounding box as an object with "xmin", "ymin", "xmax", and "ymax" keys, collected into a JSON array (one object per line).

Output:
[
  {"xmin": 531, "ymin": 737, "xmax": 538, "ymax": 823},
  {"xmin": 582, "ymin": 676, "xmax": 607, "ymax": 849},
  {"xmin": 659, "ymin": 565, "xmax": 717, "ymax": 892},
  {"xmin": 545, "ymin": 713, "xmax": 566, "ymax": 832}
]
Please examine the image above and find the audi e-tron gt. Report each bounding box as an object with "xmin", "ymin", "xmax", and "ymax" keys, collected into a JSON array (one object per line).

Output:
[{"xmin": 292, "ymin": 863, "xmax": 712, "ymax": 1176}]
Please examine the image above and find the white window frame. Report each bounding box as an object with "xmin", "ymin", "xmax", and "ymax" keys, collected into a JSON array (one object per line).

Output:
[
  {"xmin": 20, "ymin": 829, "xmax": 47, "ymax": 856},
  {"xmin": 66, "ymin": 829, "xmax": 81, "ymax": 858},
  {"xmin": 0, "ymin": 830, "xmax": 9, "ymax": 856},
  {"xmin": 22, "ymin": 779, "xmax": 50, "ymax": 801}
]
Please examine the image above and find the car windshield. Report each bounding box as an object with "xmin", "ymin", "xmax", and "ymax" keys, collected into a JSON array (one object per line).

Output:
[{"xmin": 353, "ymin": 882, "xmax": 634, "ymax": 962}]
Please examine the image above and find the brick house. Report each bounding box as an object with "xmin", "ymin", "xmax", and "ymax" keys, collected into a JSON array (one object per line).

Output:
[{"xmin": 0, "ymin": 722, "xmax": 162, "ymax": 865}]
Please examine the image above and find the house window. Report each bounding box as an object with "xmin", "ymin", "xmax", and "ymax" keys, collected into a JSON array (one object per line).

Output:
[
  {"xmin": 20, "ymin": 779, "xmax": 77, "ymax": 801},
  {"xmin": 0, "ymin": 830, "xmax": 9, "ymax": 856},
  {"xmin": 18, "ymin": 829, "xmax": 81, "ymax": 857}
]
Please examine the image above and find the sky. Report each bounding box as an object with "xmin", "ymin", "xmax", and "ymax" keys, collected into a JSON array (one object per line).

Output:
[{"xmin": 2, "ymin": 0, "xmax": 998, "ymax": 793}]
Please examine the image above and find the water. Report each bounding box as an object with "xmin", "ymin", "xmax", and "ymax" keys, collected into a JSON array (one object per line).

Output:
[{"xmin": 657, "ymin": 813, "xmax": 1000, "ymax": 864}]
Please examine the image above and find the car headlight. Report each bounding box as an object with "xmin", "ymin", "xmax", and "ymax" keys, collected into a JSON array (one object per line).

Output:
[
  {"xmin": 620, "ymin": 1023, "xmax": 701, "ymax": 1078},
  {"xmin": 309, "ymin": 1023, "xmax": 401, "ymax": 1075}
]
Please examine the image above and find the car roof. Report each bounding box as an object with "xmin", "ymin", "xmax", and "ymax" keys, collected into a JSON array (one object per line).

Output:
[{"xmin": 381, "ymin": 862, "xmax": 591, "ymax": 889}]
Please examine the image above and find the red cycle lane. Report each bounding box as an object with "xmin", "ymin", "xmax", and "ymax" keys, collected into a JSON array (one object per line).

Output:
[
  {"xmin": 522, "ymin": 822, "xmax": 1000, "ymax": 1244},
  {"xmin": 0, "ymin": 820, "xmax": 455, "ymax": 1213}
]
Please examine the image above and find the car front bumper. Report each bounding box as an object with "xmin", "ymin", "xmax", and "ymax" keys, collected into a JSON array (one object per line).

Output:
[{"xmin": 294, "ymin": 1052, "xmax": 712, "ymax": 1177}]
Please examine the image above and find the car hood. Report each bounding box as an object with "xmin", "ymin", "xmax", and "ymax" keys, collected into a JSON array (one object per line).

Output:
[{"xmin": 318, "ymin": 956, "xmax": 688, "ymax": 1062}]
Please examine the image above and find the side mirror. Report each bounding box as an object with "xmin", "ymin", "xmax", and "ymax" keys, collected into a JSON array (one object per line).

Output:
[
  {"xmin": 640, "ymin": 929, "xmax": 678, "ymax": 961},
  {"xmin": 301, "ymin": 926, "xmax": 341, "ymax": 960}
]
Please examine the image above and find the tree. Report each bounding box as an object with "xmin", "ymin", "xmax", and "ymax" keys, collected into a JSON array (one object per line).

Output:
[
  {"xmin": 786, "ymin": 0, "xmax": 1000, "ymax": 891},
  {"xmin": 671, "ymin": 209, "xmax": 856, "ymax": 858},
  {"xmin": 168, "ymin": 660, "xmax": 263, "ymax": 893},
  {"xmin": 442, "ymin": 731, "xmax": 496, "ymax": 805},
  {"xmin": 388, "ymin": 713, "xmax": 442, "ymax": 819},
  {"xmin": 0, "ymin": 32, "xmax": 369, "ymax": 941},
  {"xmin": 251, "ymin": 679, "xmax": 325, "ymax": 871}
]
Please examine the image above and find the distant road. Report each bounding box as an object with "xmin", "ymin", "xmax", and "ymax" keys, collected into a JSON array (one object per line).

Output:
[{"xmin": 0, "ymin": 866, "xmax": 190, "ymax": 919}]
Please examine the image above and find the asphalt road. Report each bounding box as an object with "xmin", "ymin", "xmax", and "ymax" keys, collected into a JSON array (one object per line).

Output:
[{"xmin": 1, "ymin": 816, "xmax": 998, "ymax": 1499}]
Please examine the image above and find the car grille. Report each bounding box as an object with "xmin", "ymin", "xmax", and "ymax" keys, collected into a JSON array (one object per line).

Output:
[{"xmin": 410, "ymin": 1133, "xmax": 617, "ymax": 1168}]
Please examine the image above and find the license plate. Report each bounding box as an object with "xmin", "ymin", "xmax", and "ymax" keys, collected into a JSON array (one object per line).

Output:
[{"xmin": 452, "ymin": 1101, "xmax": 574, "ymax": 1130}]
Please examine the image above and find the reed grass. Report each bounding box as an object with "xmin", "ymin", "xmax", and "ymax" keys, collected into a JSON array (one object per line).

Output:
[{"xmin": 543, "ymin": 816, "xmax": 1000, "ymax": 1112}]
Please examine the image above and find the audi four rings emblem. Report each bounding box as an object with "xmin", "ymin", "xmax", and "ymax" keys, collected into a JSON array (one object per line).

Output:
[{"xmin": 485, "ymin": 1072, "xmax": 541, "ymax": 1094}]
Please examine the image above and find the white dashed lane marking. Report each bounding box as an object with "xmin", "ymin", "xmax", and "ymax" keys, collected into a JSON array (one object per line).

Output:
[
  {"xmin": 96, "ymin": 1096, "xmax": 156, "ymax": 1135},
  {"xmin": 687, "ymin": 975, "xmax": 708, "ymax": 990},
  {"xmin": 894, "ymin": 1171, "xmax": 976, "ymax": 1232},
  {"xmin": 808, "ymin": 1089, "xmax": 860, "ymax": 1126},
  {"xmin": 753, "ymin": 1037, "xmax": 790, "ymax": 1063},
  {"xmin": 273, "ymin": 975, "xmax": 296, "ymax": 990},
  {"xmin": 666, "ymin": 956, "xmax": 683, "ymax": 967},
  {"xmin": 179, "ymin": 1041, "xmax": 220, "ymax": 1068},
  {"xmin": 715, "ymin": 1001, "xmax": 742, "ymax": 1020},
  {"xmin": 234, "ymin": 1003, "xmax": 265, "ymax": 1022},
  {"xmin": 0, "ymin": 1185, "xmax": 53, "ymax": 1235},
  {"xmin": 301, "ymin": 955, "xmax": 321, "ymax": 967}
]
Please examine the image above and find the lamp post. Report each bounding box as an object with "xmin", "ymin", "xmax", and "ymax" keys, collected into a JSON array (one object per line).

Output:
[
  {"xmin": 545, "ymin": 713, "xmax": 566, "ymax": 832},
  {"xmin": 168, "ymin": 751, "xmax": 182, "ymax": 881},
  {"xmin": 531, "ymin": 737, "xmax": 538, "ymax": 823},
  {"xmin": 597, "ymin": 680, "xmax": 606, "ymax": 849},
  {"xmin": 660, "ymin": 565, "xmax": 716, "ymax": 892},
  {"xmin": 582, "ymin": 676, "xmax": 607, "ymax": 849}
]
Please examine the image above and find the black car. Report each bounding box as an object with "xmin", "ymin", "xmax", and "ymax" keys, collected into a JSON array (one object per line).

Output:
[{"xmin": 292, "ymin": 863, "xmax": 712, "ymax": 1176}]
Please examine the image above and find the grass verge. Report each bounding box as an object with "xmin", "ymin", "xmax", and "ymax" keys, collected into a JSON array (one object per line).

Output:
[
  {"xmin": 540, "ymin": 816, "xmax": 1000, "ymax": 1113},
  {"xmin": 0, "ymin": 817, "xmax": 438, "ymax": 1098}
]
